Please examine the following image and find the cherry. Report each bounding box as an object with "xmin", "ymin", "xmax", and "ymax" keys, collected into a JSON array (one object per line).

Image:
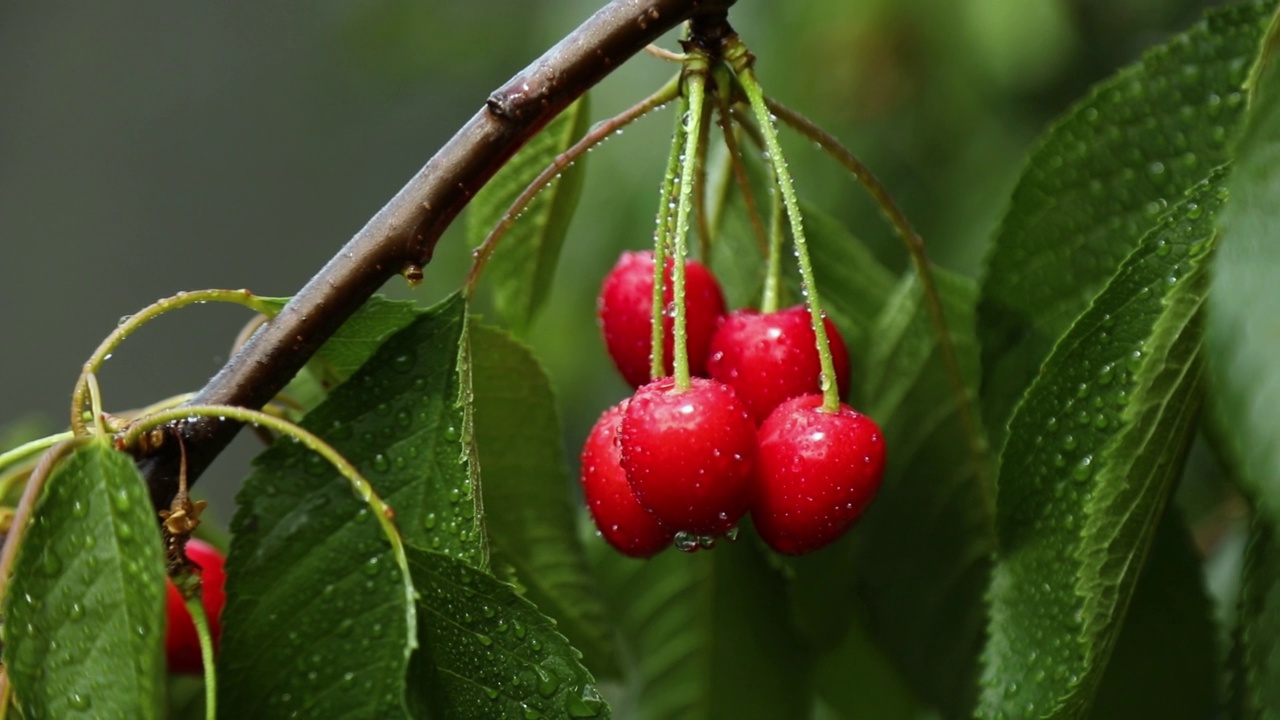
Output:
[
  {"xmin": 751, "ymin": 394, "xmax": 884, "ymax": 555},
  {"xmin": 580, "ymin": 401, "xmax": 674, "ymax": 557},
  {"xmin": 707, "ymin": 305, "xmax": 851, "ymax": 424},
  {"xmin": 619, "ymin": 376, "xmax": 756, "ymax": 536},
  {"xmin": 165, "ymin": 538, "xmax": 227, "ymax": 674},
  {"xmin": 597, "ymin": 250, "xmax": 727, "ymax": 389}
]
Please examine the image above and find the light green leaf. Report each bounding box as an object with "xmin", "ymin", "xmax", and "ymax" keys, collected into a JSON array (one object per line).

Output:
[
  {"xmin": 791, "ymin": 266, "xmax": 992, "ymax": 716},
  {"xmin": 468, "ymin": 323, "xmax": 616, "ymax": 675},
  {"xmin": 979, "ymin": 175, "xmax": 1223, "ymax": 719},
  {"xmin": 3, "ymin": 440, "xmax": 166, "ymax": 719},
  {"xmin": 590, "ymin": 533, "xmax": 810, "ymax": 719},
  {"xmin": 1232, "ymin": 517, "xmax": 1280, "ymax": 719},
  {"xmin": 1087, "ymin": 510, "xmax": 1217, "ymax": 720},
  {"xmin": 1207, "ymin": 5, "xmax": 1280, "ymax": 546},
  {"xmin": 405, "ymin": 547, "xmax": 610, "ymax": 719},
  {"xmin": 219, "ymin": 293, "xmax": 484, "ymax": 718},
  {"xmin": 467, "ymin": 97, "xmax": 590, "ymax": 334},
  {"xmin": 978, "ymin": 1, "xmax": 1267, "ymax": 451}
]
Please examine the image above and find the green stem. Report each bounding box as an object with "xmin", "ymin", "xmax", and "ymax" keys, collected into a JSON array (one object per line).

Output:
[
  {"xmin": 760, "ymin": 182, "xmax": 785, "ymax": 313},
  {"xmin": 765, "ymin": 98, "xmax": 988, "ymax": 485},
  {"xmin": 465, "ymin": 74, "xmax": 681, "ymax": 298},
  {"xmin": 116, "ymin": 404, "xmax": 417, "ymax": 638},
  {"xmin": 649, "ymin": 91, "xmax": 690, "ymax": 382},
  {"xmin": 70, "ymin": 289, "xmax": 278, "ymax": 436},
  {"xmin": 185, "ymin": 594, "xmax": 217, "ymax": 720},
  {"xmin": 728, "ymin": 48, "xmax": 839, "ymax": 411},
  {"xmin": 693, "ymin": 74, "xmax": 716, "ymax": 263},
  {"xmin": 670, "ymin": 55, "xmax": 711, "ymax": 392},
  {"xmin": 0, "ymin": 432, "xmax": 73, "ymax": 481}
]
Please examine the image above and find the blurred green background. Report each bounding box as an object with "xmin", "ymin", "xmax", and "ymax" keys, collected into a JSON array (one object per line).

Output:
[{"xmin": 0, "ymin": 0, "xmax": 1229, "ymax": 516}]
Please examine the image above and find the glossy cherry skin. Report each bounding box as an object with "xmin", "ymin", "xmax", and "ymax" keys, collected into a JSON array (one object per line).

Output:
[
  {"xmin": 619, "ymin": 377, "xmax": 757, "ymax": 535},
  {"xmin": 597, "ymin": 250, "xmax": 727, "ymax": 389},
  {"xmin": 752, "ymin": 394, "xmax": 885, "ymax": 555},
  {"xmin": 707, "ymin": 305, "xmax": 851, "ymax": 424},
  {"xmin": 580, "ymin": 401, "xmax": 675, "ymax": 557},
  {"xmin": 165, "ymin": 538, "xmax": 227, "ymax": 674}
]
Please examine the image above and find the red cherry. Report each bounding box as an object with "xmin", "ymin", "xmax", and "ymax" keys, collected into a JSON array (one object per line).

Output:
[
  {"xmin": 752, "ymin": 394, "xmax": 884, "ymax": 555},
  {"xmin": 165, "ymin": 538, "xmax": 227, "ymax": 674},
  {"xmin": 619, "ymin": 377, "xmax": 756, "ymax": 535},
  {"xmin": 707, "ymin": 305, "xmax": 851, "ymax": 424},
  {"xmin": 580, "ymin": 401, "xmax": 675, "ymax": 557},
  {"xmin": 597, "ymin": 250, "xmax": 727, "ymax": 388}
]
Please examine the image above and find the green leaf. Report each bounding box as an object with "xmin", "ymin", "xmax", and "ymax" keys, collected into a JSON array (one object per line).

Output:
[
  {"xmin": 978, "ymin": 1, "xmax": 1267, "ymax": 451},
  {"xmin": 1087, "ymin": 509, "xmax": 1217, "ymax": 720},
  {"xmin": 1207, "ymin": 7, "xmax": 1280, "ymax": 544},
  {"xmin": 978, "ymin": 175, "xmax": 1223, "ymax": 719},
  {"xmin": 706, "ymin": 139, "xmax": 769, "ymax": 310},
  {"xmin": 590, "ymin": 533, "xmax": 810, "ymax": 719},
  {"xmin": 405, "ymin": 547, "xmax": 610, "ymax": 719},
  {"xmin": 467, "ymin": 97, "xmax": 590, "ymax": 334},
  {"xmin": 468, "ymin": 323, "xmax": 616, "ymax": 675},
  {"xmin": 1232, "ymin": 517, "xmax": 1280, "ymax": 719},
  {"xmin": 811, "ymin": 613, "xmax": 934, "ymax": 720},
  {"xmin": 219, "ymin": 293, "xmax": 484, "ymax": 718},
  {"xmin": 3, "ymin": 440, "xmax": 166, "ymax": 719},
  {"xmin": 791, "ymin": 266, "xmax": 993, "ymax": 716}
]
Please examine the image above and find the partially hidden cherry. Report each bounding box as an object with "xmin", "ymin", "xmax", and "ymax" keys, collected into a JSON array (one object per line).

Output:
[
  {"xmin": 580, "ymin": 401, "xmax": 675, "ymax": 557},
  {"xmin": 619, "ymin": 376, "xmax": 756, "ymax": 536},
  {"xmin": 752, "ymin": 394, "xmax": 884, "ymax": 555},
  {"xmin": 598, "ymin": 250, "xmax": 727, "ymax": 389},
  {"xmin": 707, "ymin": 305, "xmax": 851, "ymax": 424},
  {"xmin": 165, "ymin": 538, "xmax": 227, "ymax": 674}
]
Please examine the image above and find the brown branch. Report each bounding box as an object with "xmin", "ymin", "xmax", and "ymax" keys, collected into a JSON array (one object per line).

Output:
[{"xmin": 137, "ymin": 0, "xmax": 737, "ymax": 511}]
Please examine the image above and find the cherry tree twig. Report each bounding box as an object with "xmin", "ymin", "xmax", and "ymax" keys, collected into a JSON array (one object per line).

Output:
[{"xmin": 137, "ymin": 0, "xmax": 737, "ymax": 511}]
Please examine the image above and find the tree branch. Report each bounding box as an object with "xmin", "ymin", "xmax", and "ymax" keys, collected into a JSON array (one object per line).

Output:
[{"xmin": 138, "ymin": 0, "xmax": 736, "ymax": 510}]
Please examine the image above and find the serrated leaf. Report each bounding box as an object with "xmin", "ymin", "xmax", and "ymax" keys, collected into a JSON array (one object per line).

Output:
[
  {"xmin": 468, "ymin": 323, "xmax": 616, "ymax": 675},
  {"xmin": 1232, "ymin": 517, "xmax": 1280, "ymax": 719},
  {"xmin": 590, "ymin": 533, "xmax": 810, "ymax": 719},
  {"xmin": 405, "ymin": 547, "xmax": 610, "ymax": 719},
  {"xmin": 467, "ymin": 97, "xmax": 590, "ymax": 334},
  {"xmin": 978, "ymin": 1, "xmax": 1267, "ymax": 451},
  {"xmin": 219, "ymin": 293, "xmax": 485, "ymax": 718},
  {"xmin": 3, "ymin": 440, "xmax": 166, "ymax": 719},
  {"xmin": 790, "ymin": 266, "xmax": 992, "ymax": 717},
  {"xmin": 1207, "ymin": 7, "xmax": 1280, "ymax": 546},
  {"xmin": 1088, "ymin": 510, "xmax": 1217, "ymax": 720},
  {"xmin": 978, "ymin": 176, "xmax": 1223, "ymax": 719}
]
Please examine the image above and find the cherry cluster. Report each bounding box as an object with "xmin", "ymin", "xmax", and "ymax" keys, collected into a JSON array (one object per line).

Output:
[{"xmin": 580, "ymin": 250, "xmax": 885, "ymax": 557}]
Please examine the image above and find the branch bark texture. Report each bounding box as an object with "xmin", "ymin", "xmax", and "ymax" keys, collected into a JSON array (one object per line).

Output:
[{"xmin": 139, "ymin": 0, "xmax": 736, "ymax": 509}]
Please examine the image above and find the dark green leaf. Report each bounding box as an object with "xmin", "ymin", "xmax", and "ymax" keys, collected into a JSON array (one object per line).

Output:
[
  {"xmin": 468, "ymin": 323, "xmax": 616, "ymax": 675},
  {"xmin": 1088, "ymin": 509, "xmax": 1217, "ymax": 720},
  {"xmin": 791, "ymin": 266, "xmax": 992, "ymax": 716},
  {"xmin": 1232, "ymin": 517, "xmax": 1280, "ymax": 719},
  {"xmin": 978, "ymin": 1, "xmax": 1267, "ymax": 451},
  {"xmin": 405, "ymin": 547, "xmax": 610, "ymax": 719},
  {"xmin": 978, "ymin": 176, "xmax": 1223, "ymax": 719},
  {"xmin": 706, "ymin": 139, "xmax": 769, "ymax": 310},
  {"xmin": 591, "ymin": 532, "xmax": 810, "ymax": 719},
  {"xmin": 1207, "ymin": 7, "xmax": 1280, "ymax": 543},
  {"xmin": 811, "ymin": 613, "xmax": 933, "ymax": 720},
  {"xmin": 467, "ymin": 97, "xmax": 590, "ymax": 334},
  {"xmin": 219, "ymin": 293, "xmax": 484, "ymax": 718},
  {"xmin": 3, "ymin": 440, "xmax": 166, "ymax": 719}
]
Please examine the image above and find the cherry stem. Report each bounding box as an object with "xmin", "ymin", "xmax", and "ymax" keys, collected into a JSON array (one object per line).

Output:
[
  {"xmin": 712, "ymin": 81, "xmax": 770, "ymax": 257},
  {"xmin": 728, "ymin": 47, "xmax": 839, "ymax": 412},
  {"xmin": 649, "ymin": 95, "xmax": 689, "ymax": 382},
  {"xmin": 693, "ymin": 78, "xmax": 715, "ymax": 262},
  {"xmin": 184, "ymin": 594, "xmax": 217, "ymax": 719},
  {"xmin": 765, "ymin": 98, "xmax": 989, "ymax": 491},
  {"xmin": 465, "ymin": 74, "xmax": 681, "ymax": 298},
  {"xmin": 69, "ymin": 289, "xmax": 278, "ymax": 436},
  {"xmin": 116, "ymin": 404, "xmax": 417, "ymax": 628},
  {"xmin": 670, "ymin": 53, "xmax": 711, "ymax": 392},
  {"xmin": 760, "ymin": 181, "xmax": 785, "ymax": 314}
]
